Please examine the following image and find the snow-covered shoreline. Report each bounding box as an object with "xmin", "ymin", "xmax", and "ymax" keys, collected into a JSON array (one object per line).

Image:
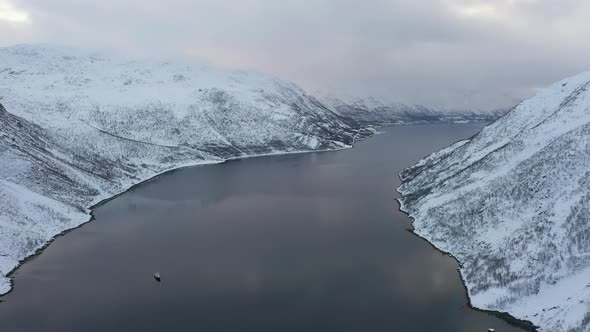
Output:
[
  {"xmin": 397, "ymin": 71, "xmax": 590, "ymax": 331},
  {"xmin": 1, "ymin": 141, "xmax": 364, "ymax": 297},
  {"xmin": 0, "ymin": 44, "xmax": 502, "ymax": 300},
  {"xmin": 396, "ymin": 190, "xmax": 538, "ymax": 331},
  {"xmin": 0, "ymin": 118, "xmax": 492, "ymax": 298},
  {"xmin": 0, "ymin": 44, "xmax": 367, "ymax": 296}
]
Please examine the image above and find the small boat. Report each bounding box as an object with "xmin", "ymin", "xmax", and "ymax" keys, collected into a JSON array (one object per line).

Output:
[
  {"xmin": 488, "ymin": 329, "xmax": 495, "ymax": 332},
  {"xmin": 153, "ymin": 272, "xmax": 161, "ymax": 282}
]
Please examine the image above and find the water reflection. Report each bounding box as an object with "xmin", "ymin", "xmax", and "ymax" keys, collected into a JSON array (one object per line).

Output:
[{"xmin": 0, "ymin": 124, "xmax": 525, "ymax": 332}]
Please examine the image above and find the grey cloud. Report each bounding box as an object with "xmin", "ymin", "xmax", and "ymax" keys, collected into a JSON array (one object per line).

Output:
[{"xmin": 1, "ymin": 0, "xmax": 589, "ymax": 109}]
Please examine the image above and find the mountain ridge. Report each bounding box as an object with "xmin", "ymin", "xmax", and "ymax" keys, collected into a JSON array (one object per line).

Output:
[{"xmin": 318, "ymin": 93, "xmax": 508, "ymax": 126}]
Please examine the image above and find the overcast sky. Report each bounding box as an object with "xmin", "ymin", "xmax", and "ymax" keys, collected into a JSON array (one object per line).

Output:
[{"xmin": 0, "ymin": 0, "xmax": 589, "ymax": 109}]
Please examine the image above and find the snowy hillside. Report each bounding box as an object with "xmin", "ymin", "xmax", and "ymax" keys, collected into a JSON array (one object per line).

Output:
[
  {"xmin": 319, "ymin": 94, "xmax": 506, "ymax": 126},
  {"xmin": 0, "ymin": 44, "xmax": 363, "ymax": 295},
  {"xmin": 398, "ymin": 71, "xmax": 590, "ymax": 331}
]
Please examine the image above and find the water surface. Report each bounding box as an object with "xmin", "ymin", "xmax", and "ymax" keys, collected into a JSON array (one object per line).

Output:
[{"xmin": 0, "ymin": 124, "xmax": 525, "ymax": 332}]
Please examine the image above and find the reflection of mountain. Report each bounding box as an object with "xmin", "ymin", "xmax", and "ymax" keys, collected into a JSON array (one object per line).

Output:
[{"xmin": 399, "ymin": 71, "xmax": 590, "ymax": 331}]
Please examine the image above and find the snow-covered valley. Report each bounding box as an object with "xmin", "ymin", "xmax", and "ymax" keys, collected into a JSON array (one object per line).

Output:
[
  {"xmin": 398, "ymin": 71, "xmax": 590, "ymax": 331},
  {"xmin": 0, "ymin": 44, "xmax": 500, "ymax": 297}
]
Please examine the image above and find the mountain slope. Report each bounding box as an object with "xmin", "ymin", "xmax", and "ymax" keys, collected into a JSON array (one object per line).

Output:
[
  {"xmin": 0, "ymin": 44, "xmax": 362, "ymax": 295},
  {"xmin": 398, "ymin": 71, "xmax": 590, "ymax": 331},
  {"xmin": 319, "ymin": 95, "xmax": 506, "ymax": 126}
]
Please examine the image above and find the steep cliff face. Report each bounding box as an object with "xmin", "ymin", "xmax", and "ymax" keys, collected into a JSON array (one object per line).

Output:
[
  {"xmin": 0, "ymin": 44, "xmax": 361, "ymax": 295},
  {"xmin": 399, "ymin": 71, "xmax": 590, "ymax": 331}
]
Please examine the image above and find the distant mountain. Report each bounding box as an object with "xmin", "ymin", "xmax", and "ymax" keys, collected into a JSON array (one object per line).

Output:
[
  {"xmin": 0, "ymin": 44, "xmax": 364, "ymax": 295},
  {"xmin": 319, "ymin": 94, "xmax": 507, "ymax": 126},
  {"xmin": 398, "ymin": 71, "xmax": 590, "ymax": 331}
]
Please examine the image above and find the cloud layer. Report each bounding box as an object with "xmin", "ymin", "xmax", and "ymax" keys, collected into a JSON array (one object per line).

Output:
[{"xmin": 1, "ymin": 0, "xmax": 589, "ymax": 108}]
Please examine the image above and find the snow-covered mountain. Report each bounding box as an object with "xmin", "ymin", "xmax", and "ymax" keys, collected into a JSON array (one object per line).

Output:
[
  {"xmin": 0, "ymin": 44, "xmax": 366, "ymax": 295},
  {"xmin": 398, "ymin": 71, "xmax": 590, "ymax": 331},
  {"xmin": 0, "ymin": 44, "xmax": 503, "ymax": 298},
  {"xmin": 319, "ymin": 94, "xmax": 507, "ymax": 126}
]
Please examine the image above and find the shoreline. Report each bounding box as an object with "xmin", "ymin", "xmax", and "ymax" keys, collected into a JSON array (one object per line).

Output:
[
  {"xmin": 395, "ymin": 191, "xmax": 539, "ymax": 331},
  {"xmin": 0, "ymin": 122, "xmax": 456, "ymax": 297},
  {"xmin": 0, "ymin": 141, "xmax": 361, "ymax": 299},
  {"xmin": 1, "ymin": 121, "xmax": 508, "ymax": 332}
]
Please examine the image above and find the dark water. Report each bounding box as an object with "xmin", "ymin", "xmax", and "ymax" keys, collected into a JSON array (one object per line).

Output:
[{"xmin": 0, "ymin": 124, "xmax": 525, "ymax": 332}]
